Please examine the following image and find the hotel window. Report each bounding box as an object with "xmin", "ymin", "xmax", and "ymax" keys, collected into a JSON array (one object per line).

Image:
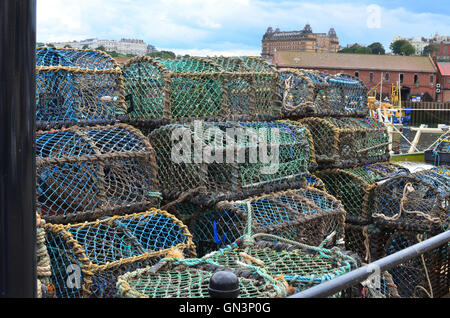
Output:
[
  {"xmin": 385, "ymin": 73, "xmax": 390, "ymax": 83},
  {"xmin": 355, "ymin": 71, "xmax": 359, "ymax": 78},
  {"xmin": 400, "ymin": 73, "xmax": 404, "ymax": 84},
  {"xmin": 369, "ymin": 72, "xmax": 374, "ymax": 83}
]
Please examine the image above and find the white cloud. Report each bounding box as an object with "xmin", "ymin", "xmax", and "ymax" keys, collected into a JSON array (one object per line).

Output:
[
  {"xmin": 37, "ymin": 0, "xmax": 450, "ymax": 53},
  {"xmin": 163, "ymin": 48, "xmax": 261, "ymax": 57}
]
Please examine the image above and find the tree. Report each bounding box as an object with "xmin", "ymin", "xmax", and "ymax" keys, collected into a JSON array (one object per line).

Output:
[
  {"xmin": 148, "ymin": 51, "xmax": 176, "ymax": 59},
  {"xmin": 339, "ymin": 44, "xmax": 372, "ymax": 54},
  {"xmin": 355, "ymin": 46, "xmax": 372, "ymax": 54},
  {"xmin": 108, "ymin": 51, "xmax": 120, "ymax": 57},
  {"xmin": 46, "ymin": 43, "xmax": 55, "ymax": 48},
  {"xmin": 82, "ymin": 45, "xmax": 89, "ymax": 49},
  {"xmin": 96, "ymin": 45, "xmax": 106, "ymax": 52},
  {"xmin": 422, "ymin": 44, "xmax": 438, "ymax": 56},
  {"xmin": 390, "ymin": 40, "xmax": 416, "ymax": 56},
  {"xmin": 64, "ymin": 44, "xmax": 72, "ymax": 49},
  {"xmin": 368, "ymin": 42, "xmax": 385, "ymax": 55}
]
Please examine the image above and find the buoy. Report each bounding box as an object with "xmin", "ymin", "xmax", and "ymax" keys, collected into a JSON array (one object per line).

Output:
[{"xmin": 208, "ymin": 271, "xmax": 240, "ymax": 298}]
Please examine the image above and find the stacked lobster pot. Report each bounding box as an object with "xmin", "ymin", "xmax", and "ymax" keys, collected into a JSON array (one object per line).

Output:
[
  {"xmin": 35, "ymin": 48, "xmax": 197, "ymax": 298},
  {"xmin": 117, "ymin": 56, "xmax": 366, "ymax": 298},
  {"xmin": 278, "ymin": 68, "xmax": 393, "ymax": 267},
  {"xmin": 369, "ymin": 168, "xmax": 449, "ymax": 298},
  {"xmin": 314, "ymin": 163, "xmax": 409, "ymax": 263}
]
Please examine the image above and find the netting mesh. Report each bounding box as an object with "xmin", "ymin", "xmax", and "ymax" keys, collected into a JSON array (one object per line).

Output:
[
  {"xmin": 280, "ymin": 69, "xmax": 368, "ymax": 118},
  {"xmin": 344, "ymin": 223, "xmax": 373, "ymax": 264},
  {"xmin": 116, "ymin": 235, "xmax": 358, "ymax": 298},
  {"xmin": 299, "ymin": 117, "xmax": 390, "ymax": 168},
  {"xmin": 149, "ymin": 121, "xmax": 316, "ymax": 204},
  {"xmin": 36, "ymin": 48, "xmax": 126, "ymax": 129},
  {"xmin": 360, "ymin": 271, "xmax": 401, "ymax": 298},
  {"xmin": 315, "ymin": 163, "xmax": 406, "ymax": 224},
  {"xmin": 370, "ymin": 227, "xmax": 449, "ymax": 298},
  {"xmin": 36, "ymin": 124, "xmax": 159, "ymax": 224},
  {"xmin": 179, "ymin": 188, "xmax": 345, "ymax": 257},
  {"xmin": 373, "ymin": 169, "xmax": 449, "ymax": 231},
  {"xmin": 122, "ymin": 56, "xmax": 280, "ymax": 125},
  {"xmin": 44, "ymin": 209, "xmax": 196, "ymax": 298}
]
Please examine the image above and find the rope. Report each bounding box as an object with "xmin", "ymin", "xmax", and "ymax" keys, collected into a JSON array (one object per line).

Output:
[
  {"xmin": 413, "ymin": 234, "xmax": 434, "ymax": 298},
  {"xmin": 372, "ymin": 182, "xmax": 442, "ymax": 224}
]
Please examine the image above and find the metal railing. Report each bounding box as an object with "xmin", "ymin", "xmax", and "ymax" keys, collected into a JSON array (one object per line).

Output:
[{"xmin": 290, "ymin": 230, "xmax": 450, "ymax": 298}]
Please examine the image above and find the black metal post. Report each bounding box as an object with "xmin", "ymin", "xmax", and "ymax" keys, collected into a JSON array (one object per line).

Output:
[
  {"xmin": 290, "ymin": 230, "xmax": 450, "ymax": 298},
  {"xmin": 0, "ymin": 0, "xmax": 37, "ymax": 298}
]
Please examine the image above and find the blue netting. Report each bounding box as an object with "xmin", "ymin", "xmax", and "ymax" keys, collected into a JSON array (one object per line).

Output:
[
  {"xmin": 44, "ymin": 210, "xmax": 196, "ymax": 298},
  {"xmin": 37, "ymin": 48, "xmax": 118, "ymax": 70},
  {"xmin": 36, "ymin": 48, "xmax": 125, "ymax": 128},
  {"xmin": 37, "ymin": 125, "xmax": 159, "ymax": 224}
]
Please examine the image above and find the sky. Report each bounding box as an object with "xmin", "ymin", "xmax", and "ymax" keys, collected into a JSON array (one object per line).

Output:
[{"xmin": 37, "ymin": 0, "xmax": 450, "ymax": 56}]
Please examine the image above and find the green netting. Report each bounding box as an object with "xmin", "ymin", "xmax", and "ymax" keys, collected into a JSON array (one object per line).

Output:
[
  {"xmin": 315, "ymin": 163, "xmax": 406, "ymax": 224},
  {"xmin": 44, "ymin": 209, "xmax": 196, "ymax": 298},
  {"xmin": 122, "ymin": 56, "xmax": 281, "ymax": 125},
  {"xmin": 36, "ymin": 48, "xmax": 126, "ymax": 129},
  {"xmin": 174, "ymin": 188, "xmax": 346, "ymax": 257},
  {"xmin": 299, "ymin": 117, "xmax": 390, "ymax": 169},
  {"xmin": 36, "ymin": 124, "xmax": 160, "ymax": 224},
  {"xmin": 116, "ymin": 258, "xmax": 285, "ymax": 298},
  {"xmin": 149, "ymin": 121, "xmax": 316, "ymax": 204},
  {"xmin": 280, "ymin": 69, "xmax": 368, "ymax": 118},
  {"xmin": 373, "ymin": 169, "xmax": 450, "ymax": 231},
  {"xmin": 116, "ymin": 234, "xmax": 359, "ymax": 298}
]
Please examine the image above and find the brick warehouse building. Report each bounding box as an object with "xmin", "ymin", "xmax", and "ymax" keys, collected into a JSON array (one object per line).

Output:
[
  {"xmin": 434, "ymin": 42, "xmax": 450, "ymax": 62},
  {"xmin": 437, "ymin": 62, "xmax": 450, "ymax": 102},
  {"xmin": 272, "ymin": 51, "xmax": 439, "ymax": 101}
]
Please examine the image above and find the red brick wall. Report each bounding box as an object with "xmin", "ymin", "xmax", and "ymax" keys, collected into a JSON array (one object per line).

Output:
[
  {"xmin": 296, "ymin": 67, "xmax": 437, "ymax": 100},
  {"xmin": 435, "ymin": 43, "xmax": 450, "ymax": 60}
]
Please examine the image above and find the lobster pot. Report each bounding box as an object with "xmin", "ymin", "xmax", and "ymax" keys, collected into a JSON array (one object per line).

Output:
[
  {"xmin": 373, "ymin": 169, "xmax": 449, "ymax": 231},
  {"xmin": 280, "ymin": 69, "xmax": 368, "ymax": 118},
  {"xmin": 370, "ymin": 226, "xmax": 449, "ymax": 298},
  {"xmin": 122, "ymin": 56, "xmax": 281, "ymax": 127},
  {"xmin": 316, "ymin": 163, "xmax": 406, "ymax": 224},
  {"xmin": 207, "ymin": 56, "xmax": 281, "ymax": 120},
  {"xmin": 149, "ymin": 121, "xmax": 316, "ymax": 204},
  {"xmin": 299, "ymin": 117, "xmax": 390, "ymax": 168},
  {"xmin": 117, "ymin": 258, "xmax": 285, "ymax": 298},
  {"xmin": 36, "ymin": 48, "xmax": 126, "ymax": 129},
  {"xmin": 204, "ymin": 237, "xmax": 359, "ymax": 295},
  {"xmin": 44, "ymin": 210, "xmax": 196, "ymax": 298},
  {"xmin": 37, "ymin": 124, "xmax": 159, "ymax": 224},
  {"xmin": 177, "ymin": 188, "xmax": 346, "ymax": 257}
]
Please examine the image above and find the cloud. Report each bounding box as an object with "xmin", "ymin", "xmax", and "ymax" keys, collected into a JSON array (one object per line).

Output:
[{"xmin": 37, "ymin": 0, "xmax": 450, "ymax": 54}]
